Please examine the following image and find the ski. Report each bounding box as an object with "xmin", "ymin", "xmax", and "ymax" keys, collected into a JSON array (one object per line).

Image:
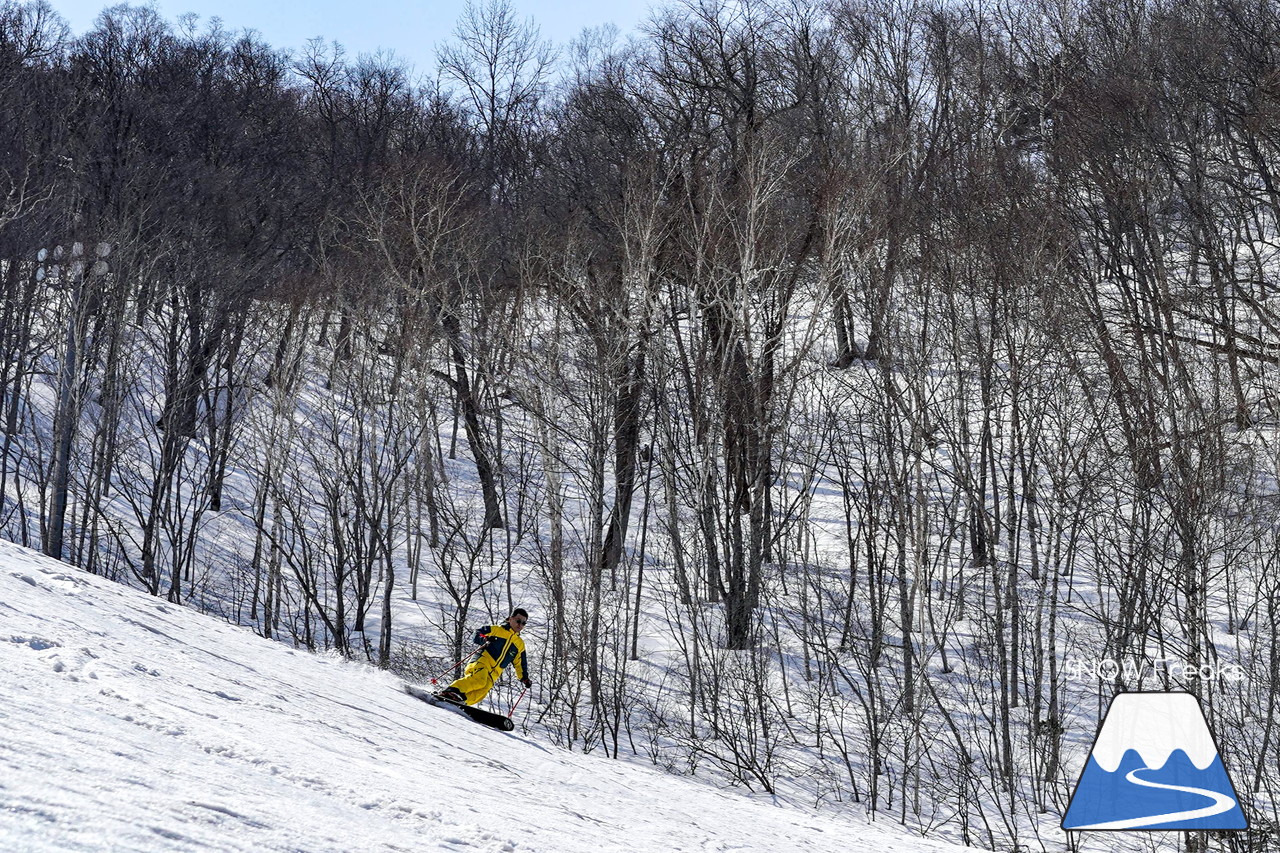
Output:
[{"xmin": 403, "ymin": 683, "xmax": 516, "ymax": 732}]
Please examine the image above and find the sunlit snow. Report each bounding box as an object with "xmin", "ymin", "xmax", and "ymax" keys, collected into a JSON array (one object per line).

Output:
[{"xmin": 0, "ymin": 540, "xmax": 973, "ymax": 852}]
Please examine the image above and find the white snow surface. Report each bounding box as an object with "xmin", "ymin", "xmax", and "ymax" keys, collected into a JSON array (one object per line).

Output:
[
  {"xmin": 1090, "ymin": 693, "xmax": 1220, "ymax": 773},
  {"xmin": 0, "ymin": 540, "xmax": 973, "ymax": 853}
]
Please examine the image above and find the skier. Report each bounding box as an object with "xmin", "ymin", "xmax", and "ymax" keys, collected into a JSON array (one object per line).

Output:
[{"xmin": 437, "ymin": 608, "xmax": 532, "ymax": 706}]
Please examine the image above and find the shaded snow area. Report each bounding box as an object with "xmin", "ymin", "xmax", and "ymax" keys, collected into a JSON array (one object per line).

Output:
[{"xmin": 0, "ymin": 541, "xmax": 973, "ymax": 853}]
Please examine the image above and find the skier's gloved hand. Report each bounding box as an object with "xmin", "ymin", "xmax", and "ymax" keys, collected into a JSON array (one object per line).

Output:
[{"xmin": 521, "ymin": 676, "xmax": 533, "ymax": 688}]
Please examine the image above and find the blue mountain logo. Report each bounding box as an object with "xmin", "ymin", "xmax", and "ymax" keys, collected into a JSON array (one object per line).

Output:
[{"xmin": 1062, "ymin": 692, "xmax": 1248, "ymax": 831}]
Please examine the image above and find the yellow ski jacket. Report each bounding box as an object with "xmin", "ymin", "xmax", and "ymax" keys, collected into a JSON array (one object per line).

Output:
[{"xmin": 472, "ymin": 623, "xmax": 527, "ymax": 680}]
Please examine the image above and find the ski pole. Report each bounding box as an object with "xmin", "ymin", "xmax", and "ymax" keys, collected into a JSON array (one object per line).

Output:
[
  {"xmin": 506, "ymin": 686, "xmax": 529, "ymax": 723},
  {"xmin": 429, "ymin": 645, "xmax": 485, "ymax": 687}
]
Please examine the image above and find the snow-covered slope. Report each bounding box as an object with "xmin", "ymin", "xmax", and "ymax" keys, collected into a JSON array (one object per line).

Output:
[{"xmin": 0, "ymin": 540, "xmax": 973, "ymax": 853}]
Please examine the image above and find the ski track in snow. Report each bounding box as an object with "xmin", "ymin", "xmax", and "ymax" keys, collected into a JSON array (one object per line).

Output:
[{"xmin": 0, "ymin": 541, "xmax": 973, "ymax": 853}]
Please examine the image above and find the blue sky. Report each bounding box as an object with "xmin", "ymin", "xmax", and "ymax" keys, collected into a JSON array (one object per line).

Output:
[{"xmin": 47, "ymin": 0, "xmax": 657, "ymax": 75}]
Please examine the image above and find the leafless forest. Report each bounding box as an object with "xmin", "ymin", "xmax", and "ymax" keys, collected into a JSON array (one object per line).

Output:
[{"xmin": 2, "ymin": 0, "xmax": 1279, "ymax": 849}]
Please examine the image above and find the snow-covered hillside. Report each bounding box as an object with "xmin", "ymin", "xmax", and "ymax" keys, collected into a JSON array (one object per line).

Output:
[{"xmin": 0, "ymin": 540, "xmax": 973, "ymax": 853}]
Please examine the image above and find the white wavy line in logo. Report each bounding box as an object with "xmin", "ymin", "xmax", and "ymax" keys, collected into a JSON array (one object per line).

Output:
[{"xmin": 1071, "ymin": 767, "xmax": 1237, "ymax": 830}]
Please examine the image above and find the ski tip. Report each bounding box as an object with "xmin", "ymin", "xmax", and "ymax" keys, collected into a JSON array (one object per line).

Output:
[{"xmin": 501, "ymin": 718, "xmax": 515, "ymax": 732}]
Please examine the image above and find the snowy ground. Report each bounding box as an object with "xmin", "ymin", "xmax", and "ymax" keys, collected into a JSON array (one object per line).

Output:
[{"xmin": 0, "ymin": 539, "xmax": 976, "ymax": 853}]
